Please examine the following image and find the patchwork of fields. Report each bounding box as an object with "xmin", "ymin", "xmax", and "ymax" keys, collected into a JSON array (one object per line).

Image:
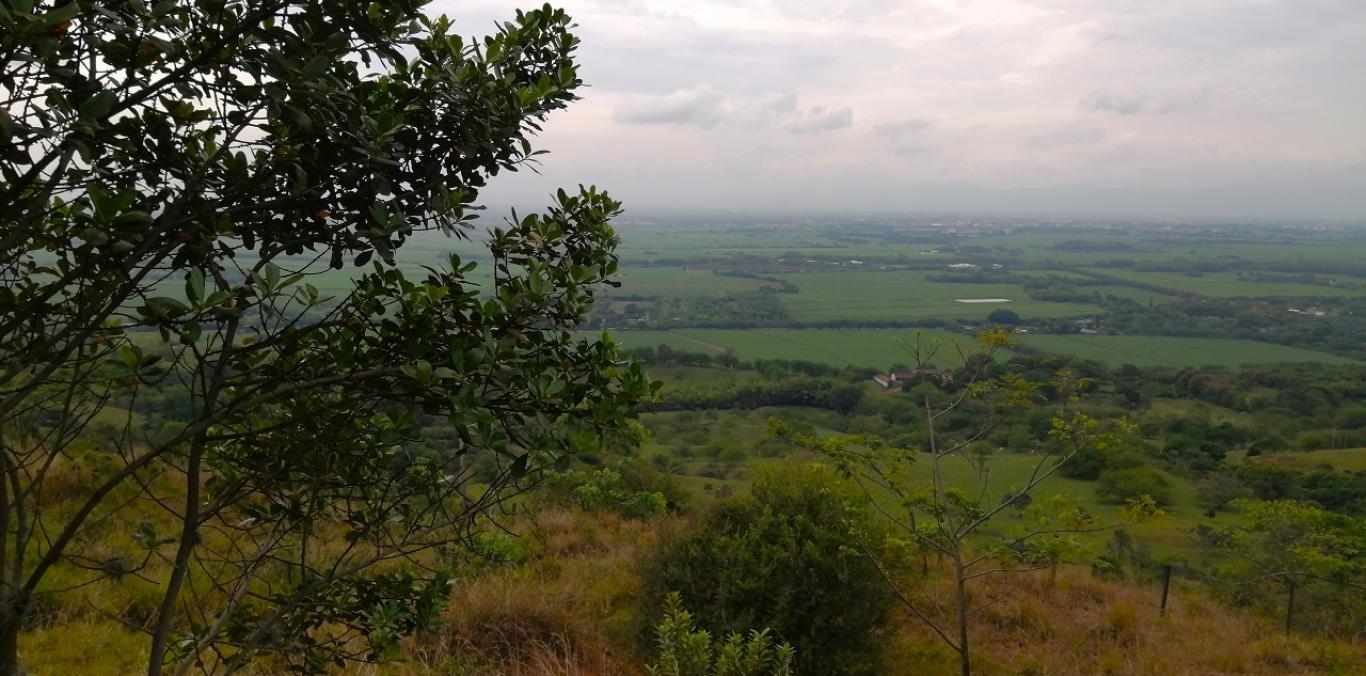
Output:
[{"xmin": 257, "ymin": 225, "xmax": 1365, "ymax": 369}]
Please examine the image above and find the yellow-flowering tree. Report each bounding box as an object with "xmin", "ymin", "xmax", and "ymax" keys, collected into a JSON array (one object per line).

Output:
[{"xmin": 773, "ymin": 330, "xmax": 1161, "ymax": 676}]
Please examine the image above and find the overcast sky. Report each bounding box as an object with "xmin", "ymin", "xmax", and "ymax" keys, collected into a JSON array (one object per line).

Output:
[{"xmin": 433, "ymin": 1, "xmax": 1366, "ymax": 221}]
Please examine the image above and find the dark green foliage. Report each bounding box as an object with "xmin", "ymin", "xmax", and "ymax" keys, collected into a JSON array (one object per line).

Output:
[
  {"xmin": 1213, "ymin": 500, "xmax": 1366, "ymax": 635},
  {"xmin": 986, "ymin": 308, "xmax": 1022, "ymax": 325},
  {"xmin": 1197, "ymin": 473, "xmax": 1249, "ymax": 516},
  {"xmin": 648, "ymin": 374, "xmax": 865, "ymax": 413},
  {"xmin": 0, "ymin": 1, "xmax": 654, "ymax": 672},
  {"xmin": 640, "ymin": 465, "xmax": 893, "ymax": 675},
  {"xmin": 1058, "ymin": 445, "xmax": 1108, "ymax": 480},
  {"xmin": 1236, "ymin": 462, "xmax": 1366, "ymax": 515},
  {"xmin": 1097, "ymin": 467, "xmax": 1173, "ymax": 506}
]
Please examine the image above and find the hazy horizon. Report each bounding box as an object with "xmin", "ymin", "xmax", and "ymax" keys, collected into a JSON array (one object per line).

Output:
[{"xmin": 438, "ymin": 0, "xmax": 1366, "ymax": 221}]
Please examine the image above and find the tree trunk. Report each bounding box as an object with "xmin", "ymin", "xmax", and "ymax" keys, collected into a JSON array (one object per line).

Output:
[
  {"xmin": 0, "ymin": 608, "xmax": 21, "ymax": 676},
  {"xmin": 956, "ymin": 556, "xmax": 971, "ymax": 676},
  {"xmin": 147, "ymin": 442, "xmax": 204, "ymax": 675}
]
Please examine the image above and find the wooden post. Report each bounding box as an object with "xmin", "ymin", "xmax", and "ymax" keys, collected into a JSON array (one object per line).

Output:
[
  {"xmin": 1159, "ymin": 564, "xmax": 1173, "ymax": 616},
  {"xmin": 1285, "ymin": 579, "xmax": 1296, "ymax": 635}
]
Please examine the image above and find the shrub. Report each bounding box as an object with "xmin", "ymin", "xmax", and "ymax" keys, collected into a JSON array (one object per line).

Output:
[
  {"xmin": 640, "ymin": 464, "xmax": 892, "ymax": 674},
  {"xmin": 1096, "ymin": 467, "xmax": 1173, "ymax": 506}
]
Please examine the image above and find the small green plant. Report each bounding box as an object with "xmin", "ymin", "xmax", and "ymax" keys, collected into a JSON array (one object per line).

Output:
[
  {"xmin": 548, "ymin": 468, "xmax": 668, "ymax": 519},
  {"xmin": 648, "ymin": 593, "xmax": 795, "ymax": 676}
]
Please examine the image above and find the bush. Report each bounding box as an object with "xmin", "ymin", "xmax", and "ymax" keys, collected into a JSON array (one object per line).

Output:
[
  {"xmin": 1096, "ymin": 467, "xmax": 1172, "ymax": 506},
  {"xmin": 639, "ymin": 465, "xmax": 892, "ymax": 674}
]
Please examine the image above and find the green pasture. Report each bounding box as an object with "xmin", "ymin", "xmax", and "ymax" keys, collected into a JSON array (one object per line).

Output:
[
  {"xmin": 587, "ymin": 330, "xmax": 708, "ymax": 354},
  {"xmin": 969, "ymin": 231, "xmax": 1366, "ymax": 267},
  {"xmin": 606, "ymin": 266, "xmax": 771, "ymax": 297},
  {"xmin": 773, "ymin": 271, "xmax": 1101, "ymax": 321},
  {"xmin": 1082, "ymin": 268, "xmax": 1362, "ymax": 298},
  {"xmin": 1263, "ymin": 448, "xmax": 1366, "ymax": 472}
]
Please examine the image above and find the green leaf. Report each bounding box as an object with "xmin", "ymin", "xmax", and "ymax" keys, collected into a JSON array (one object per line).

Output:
[
  {"xmin": 77, "ymin": 228, "xmax": 109, "ymax": 246},
  {"xmin": 78, "ymin": 91, "xmax": 116, "ymax": 121},
  {"xmin": 142, "ymin": 296, "xmax": 190, "ymax": 319},
  {"xmin": 185, "ymin": 268, "xmax": 205, "ymax": 303}
]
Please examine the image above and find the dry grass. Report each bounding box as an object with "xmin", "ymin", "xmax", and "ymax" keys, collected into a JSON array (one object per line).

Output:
[
  {"xmin": 363, "ymin": 509, "xmax": 660, "ymax": 676},
  {"xmin": 17, "ymin": 495, "xmax": 1363, "ymax": 675},
  {"xmin": 881, "ymin": 566, "xmax": 1364, "ymax": 675}
]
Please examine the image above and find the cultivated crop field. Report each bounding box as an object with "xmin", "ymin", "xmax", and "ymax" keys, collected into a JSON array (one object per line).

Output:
[
  {"xmin": 1083, "ymin": 268, "xmax": 1362, "ymax": 298},
  {"xmin": 772, "ymin": 271, "xmax": 1101, "ymax": 320},
  {"xmin": 606, "ymin": 266, "xmax": 771, "ymax": 297}
]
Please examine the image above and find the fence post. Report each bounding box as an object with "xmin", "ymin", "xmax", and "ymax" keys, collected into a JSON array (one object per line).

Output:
[
  {"xmin": 1159, "ymin": 564, "xmax": 1173, "ymax": 616},
  {"xmin": 1285, "ymin": 579, "xmax": 1296, "ymax": 635}
]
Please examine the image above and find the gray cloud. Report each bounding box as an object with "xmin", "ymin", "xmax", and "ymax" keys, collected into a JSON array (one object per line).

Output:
[
  {"xmin": 613, "ymin": 86, "xmax": 798, "ymax": 128},
  {"xmin": 1080, "ymin": 88, "xmax": 1211, "ymax": 115},
  {"xmin": 786, "ymin": 106, "xmax": 854, "ymax": 134},
  {"xmin": 614, "ymin": 87, "xmax": 854, "ymax": 134}
]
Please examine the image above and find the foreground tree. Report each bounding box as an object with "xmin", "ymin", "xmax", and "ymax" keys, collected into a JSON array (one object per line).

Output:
[
  {"xmin": 1214, "ymin": 499, "xmax": 1365, "ymax": 636},
  {"xmin": 0, "ymin": 1, "xmax": 652, "ymax": 673},
  {"xmin": 775, "ymin": 331, "xmax": 1159, "ymax": 676}
]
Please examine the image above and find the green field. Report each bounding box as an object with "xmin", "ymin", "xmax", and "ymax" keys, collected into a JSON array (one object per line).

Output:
[
  {"xmin": 607, "ymin": 266, "xmax": 771, "ymax": 297},
  {"xmin": 587, "ymin": 329, "xmax": 711, "ymax": 354},
  {"xmin": 773, "ymin": 271, "xmax": 1100, "ymax": 321},
  {"xmin": 1263, "ymin": 448, "xmax": 1366, "ymax": 472},
  {"xmin": 1016, "ymin": 334, "xmax": 1356, "ymax": 368},
  {"xmin": 1083, "ymin": 268, "xmax": 1361, "ymax": 298}
]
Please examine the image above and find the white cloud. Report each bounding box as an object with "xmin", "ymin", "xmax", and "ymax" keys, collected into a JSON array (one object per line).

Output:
[{"xmin": 437, "ymin": 0, "xmax": 1366, "ymax": 219}]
